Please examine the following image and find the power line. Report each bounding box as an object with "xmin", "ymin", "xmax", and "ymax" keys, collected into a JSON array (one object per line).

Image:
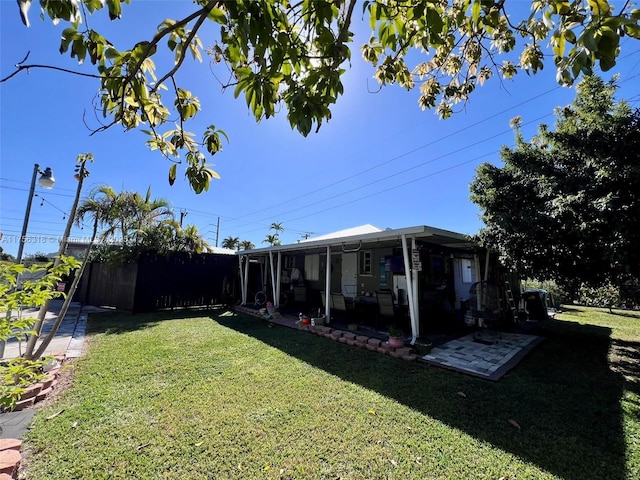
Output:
[
  {"xmin": 238, "ymin": 86, "xmax": 564, "ymax": 221},
  {"xmin": 0, "ymin": 184, "xmax": 77, "ymax": 198},
  {"xmin": 4, "ymin": 56, "xmax": 639, "ymax": 243},
  {"xmin": 283, "ymin": 151, "xmax": 497, "ymax": 225},
  {"xmin": 232, "ymin": 69, "xmax": 640, "ymax": 235},
  {"xmin": 171, "ymin": 206, "xmax": 313, "ymax": 236},
  {"xmin": 234, "ymin": 59, "xmax": 640, "ymax": 223},
  {"xmin": 232, "ymin": 112, "xmax": 552, "ymax": 237},
  {"xmin": 0, "ymin": 177, "xmax": 78, "ymax": 194}
]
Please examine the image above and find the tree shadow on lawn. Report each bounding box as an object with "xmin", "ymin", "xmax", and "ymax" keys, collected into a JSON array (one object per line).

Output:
[
  {"xmin": 218, "ymin": 312, "xmax": 630, "ymax": 480},
  {"xmin": 610, "ymin": 337, "xmax": 640, "ymax": 397},
  {"xmin": 609, "ymin": 310, "xmax": 640, "ymax": 319},
  {"xmin": 86, "ymin": 308, "xmax": 226, "ymax": 336}
]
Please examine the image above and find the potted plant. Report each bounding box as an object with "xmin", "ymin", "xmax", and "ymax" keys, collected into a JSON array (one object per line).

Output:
[
  {"xmin": 387, "ymin": 325, "xmax": 404, "ymax": 348},
  {"xmin": 412, "ymin": 341, "xmax": 433, "ymax": 356},
  {"xmin": 266, "ymin": 301, "xmax": 277, "ymax": 315}
]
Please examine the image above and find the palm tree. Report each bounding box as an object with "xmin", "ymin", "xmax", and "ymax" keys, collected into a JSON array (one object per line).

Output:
[
  {"xmin": 77, "ymin": 185, "xmax": 175, "ymax": 261},
  {"xmin": 76, "ymin": 185, "xmax": 119, "ymax": 242},
  {"xmin": 263, "ymin": 234, "xmax": 281, "ymax": 246},
  {"xmin": 221, "ymin": 236, "xmax": 240, "ymax": 250},
  {"xmin": 269, "ymin": 222, "xmax": 284, "ymax": 235},
  {"xmin": 175, "ymin": 224, "xmax": 211, "ymax": 253},
  {"xmin": 124, "ymin": 187, "xmax": 174, "ymax": 245},
  {"xmin": 137, "ymin": 219, "xmax": 181, "ymax": 254},
  {"xmin": 239, "ymin": 240, "xmax": 255, "ymax": 250}
]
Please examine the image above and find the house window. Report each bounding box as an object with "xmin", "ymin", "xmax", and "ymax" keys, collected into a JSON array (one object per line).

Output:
[
  {"xmin": 284, "ymin": 256, "xmax": 295, "ymax": 269},
  {"xmin": 305, "ymin": 254, "xmax": 320, "ymax": 281},
  {"xmin": 359, "ymin": 250, "xmax": 372, "ymax": 275}
]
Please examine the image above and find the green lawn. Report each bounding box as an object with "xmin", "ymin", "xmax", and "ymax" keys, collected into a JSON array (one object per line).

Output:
[{"xmin": 22, "ymin": 306, "xmax": 640, "ymax": 479}]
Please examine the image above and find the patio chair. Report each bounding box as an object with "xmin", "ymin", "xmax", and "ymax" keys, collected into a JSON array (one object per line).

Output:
[
  {"xmin": 331, "ymin": 293, "xmax": 353, "ymax": 312},
  {"xmin": 376, "ymin": 289, "xmax": 395, "ymax": 315},
  {"xmin": 320, "ymin": 291, "xmax": 333, "ymax": 309},
  {"xmin": 376, "ymin": 289, "xmax": 397, "ymax": 321}
]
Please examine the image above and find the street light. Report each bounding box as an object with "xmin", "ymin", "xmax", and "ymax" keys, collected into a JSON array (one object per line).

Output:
[
  {"xmin": 16, "ymin": 164, "xmax": 55, "ymax": 264},
  {"xmin": 24, "ymin": 153, "xmax": 93, "ymax": 360}
]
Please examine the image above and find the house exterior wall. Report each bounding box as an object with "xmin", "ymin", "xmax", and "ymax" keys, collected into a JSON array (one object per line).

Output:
[
  {"xmin": 246, "ymin": 232, "xmax": 488, "ymax": 334},
  {"xmin": 358, "ymin": 248, "xmax": 394, "ymax": 296}
]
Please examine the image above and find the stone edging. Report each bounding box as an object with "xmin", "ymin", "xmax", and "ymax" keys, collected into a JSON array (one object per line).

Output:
[{"xmin": 0, "ymin": 354, "xmax": 65, "ymax": 479}]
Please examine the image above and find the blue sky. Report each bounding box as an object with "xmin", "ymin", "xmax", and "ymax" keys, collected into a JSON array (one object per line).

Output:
[{"xmin": 1, "ymin": 1, "xmax": 639, "ymax": 258}]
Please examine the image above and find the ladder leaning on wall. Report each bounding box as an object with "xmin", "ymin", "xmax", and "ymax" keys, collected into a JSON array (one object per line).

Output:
[{"xmin": 503, "ymin": 279, "xmax": 518, "ymax": 323}]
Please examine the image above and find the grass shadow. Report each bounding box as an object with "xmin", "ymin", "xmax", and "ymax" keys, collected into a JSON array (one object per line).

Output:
[{"xmin": 216, "ymin": 311, "xmax": 628, "ymax": 480}]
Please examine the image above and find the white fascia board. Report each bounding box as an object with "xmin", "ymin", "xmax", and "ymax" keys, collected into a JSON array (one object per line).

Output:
[{"xmin": 237, "ymin": 225, "xmax": 475, "ymax": 255}]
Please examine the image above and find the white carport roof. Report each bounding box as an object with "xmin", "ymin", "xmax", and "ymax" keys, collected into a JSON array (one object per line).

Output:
[
  {"xmin": 208, "ymin": 247, "xmax": 237, "ymax": 255},
  {"xmin": 237, "ymin": 225, "xmax": 477, "ymax": 255}
]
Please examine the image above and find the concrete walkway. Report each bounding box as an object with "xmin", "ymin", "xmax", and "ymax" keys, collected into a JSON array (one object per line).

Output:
[
  {"xmin": 0, "ymin": 300, "xmax": 104, "ymax": 446},
  {"xmin": 1, "ymin": 300, "xmax": 88, "ymax": 361}
]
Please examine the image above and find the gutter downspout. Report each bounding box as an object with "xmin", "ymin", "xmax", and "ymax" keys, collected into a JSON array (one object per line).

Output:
[
  {"xmin": 325, "ymin": 245, "xmax": 331, "ymax": 323},
  {"xmin": 401, "ymin": 234, "xmax": 418, "ymax": 344}
]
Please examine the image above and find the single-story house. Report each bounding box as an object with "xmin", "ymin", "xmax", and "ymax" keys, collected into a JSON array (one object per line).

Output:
[{"xmin": 236, "ymin": 225, "xmax": 503, "ymax": 344}]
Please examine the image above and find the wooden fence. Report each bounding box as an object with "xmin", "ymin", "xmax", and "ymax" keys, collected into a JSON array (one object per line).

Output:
[{"xmin": 78, "ymin": 252, "xmax": 238, "ymax": 312}]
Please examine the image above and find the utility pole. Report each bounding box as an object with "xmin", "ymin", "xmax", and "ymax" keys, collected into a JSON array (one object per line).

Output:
[
  {"xmin": 215, "ymin": 216, "xmax": 220, "ymax": 247},
  {"xmin": 179, "ymin": 209, "xmax": 188, "ymax": 228}
]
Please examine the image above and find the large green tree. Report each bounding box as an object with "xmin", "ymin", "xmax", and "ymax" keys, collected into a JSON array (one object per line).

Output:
[
  {"xmin": 470, "ymin": 75, "xmax": 640, "ymax": 292},
  {"xmin": 5, "ymin": 1, "xmax": 639, "ymax": 193}
]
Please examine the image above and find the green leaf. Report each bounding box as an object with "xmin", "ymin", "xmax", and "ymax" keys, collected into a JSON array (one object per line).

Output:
[
  {"xmin": 582, "ymin": 29, "xmax": 599, "ymax": 52},
  {"xmin": 625, "ymin": 24, "xmax": 640, "ymax": 39},
  {"xmin": 564, "ymin": 29, "xmax": 577, "ymax": 44},
  {"xmin": 587, "ymin": 0, "xmax": 611, "ymax": 16},
  {"xmin": 60, "ymin": 27, "xmax": 78, "ymax": 54},
  {"xmin": 552, "ymin": 31, "xmax": 566, "ymax": 57},
  {"xmin": 106, "ymin": 0, "xmax": 122, "ymax": 20},
  {"xmin": 71, "ymin": 38, "xmax": 87, "ymax": 63},
  {"xmin": 207, "ymin": 7, "xmax": 227, "ymax": 24},
  {"xmin": 471, "ymin": 0, "xmax": 481, "ymax": 26},
  {"xmin": 85, "ymin": 0, "xmax": 105, "ymax": 13},
  {"xmin": 169, "ymin": 164, "xmax": 177, "ymax": 186}
]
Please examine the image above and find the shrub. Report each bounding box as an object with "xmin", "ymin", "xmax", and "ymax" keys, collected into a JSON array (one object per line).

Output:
[
  {"xmin": 522, "ymin": 279, "xmax": 570, "ymax": 307},
  {"xmin": 577, "ymin": 281, "xmax": 622, "ymax": 310}
]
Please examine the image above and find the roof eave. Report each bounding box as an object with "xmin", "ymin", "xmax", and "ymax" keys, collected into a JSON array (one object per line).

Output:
[{"xmin": 237, "ymin": 225, "xmax": 477, "ymax": 255}]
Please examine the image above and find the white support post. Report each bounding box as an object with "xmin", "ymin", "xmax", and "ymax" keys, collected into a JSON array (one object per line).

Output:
[
  {"xmin": 239, "ymin": 255, "xmax": 246, "ymax": 305},
  {"xmin": 484, "ymin": 250, "xmax": 490, "ymax": 282},
  {"xmin": 474, "ymin": 253, "xmax": 482, "ymax": 325},
  {"xmin": 244, "ymin": 253, "xmax": 250, "ymax": 305},
  {"xmin": 325, "ymin": 245, "xmax": 331, "ymax": 322},
  {"xmin": 276, "ymin": 252, "xmax": 282, "ymax": 307},
  {"xmin": 474, "ymin": 254, "xmax": 480, "ymax": 307},
  {"xmin": 401, "ymin": 234, "xmax": 418, "ymax": 344},
  {"xmin": 411, "ymin": 236, "xmax": 420, "ymax": 340},
  {"xmin": 269, "ymin": 251, "xmax": 277, "ymax": 306}
]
